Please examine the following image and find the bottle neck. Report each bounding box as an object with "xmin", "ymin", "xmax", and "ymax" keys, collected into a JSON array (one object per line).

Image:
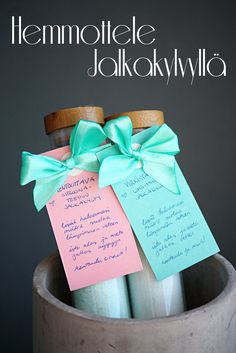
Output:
[
  {"xmin": 133, "ymin": 127, "xmax": 147, "ymax": 135},
  {"xmin": 48, "ymin": 126, "xmax": 74, "ymax": 149},
  {"xmin": 49, "ymin": 127, "xmax": 149, "ymax": 149}
]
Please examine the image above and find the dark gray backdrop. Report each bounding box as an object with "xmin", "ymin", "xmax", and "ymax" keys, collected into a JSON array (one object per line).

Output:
[{"xmin": 1, "ymin": 0, "xmax": 235, "ymax": 352}]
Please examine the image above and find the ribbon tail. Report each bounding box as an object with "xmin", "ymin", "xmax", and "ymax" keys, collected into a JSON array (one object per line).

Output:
[
  {"xmin": 33, "ymin": 172, "xmax": 68, "ymax": 211},
  {"xmin": 143, "ymin": 157, "xmax": 180, "ymax": 194},
  {"xmin": 99, "ymin": 155, "xmax": 138, "ymax": 187}
]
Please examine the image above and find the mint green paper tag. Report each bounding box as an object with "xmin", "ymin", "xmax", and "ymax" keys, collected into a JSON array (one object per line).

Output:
[{"xmin": 97, "ymin": 127, "xmax": 220, "ymax": 280}]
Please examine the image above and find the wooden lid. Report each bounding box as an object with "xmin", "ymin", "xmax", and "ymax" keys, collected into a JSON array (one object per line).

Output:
[
  {"xmin": 105, "ymin": 110, "xmax": 164, "ymax": 128},
  {"xmin": 44, "ymin": 106, "xmax": 104, "ymax": 134}
]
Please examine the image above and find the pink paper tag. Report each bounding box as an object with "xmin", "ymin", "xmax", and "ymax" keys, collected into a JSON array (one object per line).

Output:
[{"xmin": 44, "ymin": 146, "xmax": 142, "ymax": 291}]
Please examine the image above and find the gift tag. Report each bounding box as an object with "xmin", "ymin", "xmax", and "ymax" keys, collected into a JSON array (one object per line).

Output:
[
  {"xmin": 97, "ymin": 127, "xmax": 219, "ymax": 281},
  {"xmin": 43, "ymin": 146, "xmax": 143, "ymax": 291}
]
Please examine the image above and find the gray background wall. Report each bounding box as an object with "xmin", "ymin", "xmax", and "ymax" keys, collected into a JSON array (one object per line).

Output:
[{"xmin": 1, "ymin": 0, "xmax": 235, "ymax": 352}]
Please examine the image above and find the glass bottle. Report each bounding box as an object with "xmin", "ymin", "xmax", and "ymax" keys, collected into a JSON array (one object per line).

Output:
[
  {"xmin": 105, "ymin": 110, "xmax": 186, "ymax": 319},
  {"xmin": 44, "ymin": 106, "xmax": 131, "ymax": 318}
]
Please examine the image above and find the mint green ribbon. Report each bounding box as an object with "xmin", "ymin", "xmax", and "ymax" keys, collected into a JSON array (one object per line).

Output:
[
  {"xmin": 99, "ymin": 116, "xmax": 180, "ymax": 194},
  {"xmin": 20, "ymin": 120, "xmax": 106, "ymax": 211}
]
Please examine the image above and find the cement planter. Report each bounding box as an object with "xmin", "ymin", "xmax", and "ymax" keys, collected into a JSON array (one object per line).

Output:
[{"xmin": 33, "ymin": 253, "xmax": 236, "ymax": 353}]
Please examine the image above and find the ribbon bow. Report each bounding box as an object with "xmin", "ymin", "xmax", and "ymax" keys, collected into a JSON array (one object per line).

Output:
[
  {"xmin": 20, "ymin": 120, "xmax": 106, "ymax": 211},
  {"xmin": 99, "ymin": 116, "xmax": 180, "ymax": 194}
]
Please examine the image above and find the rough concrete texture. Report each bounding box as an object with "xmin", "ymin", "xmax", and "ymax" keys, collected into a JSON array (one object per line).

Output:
[{"xmin": 33, "ymin": 253, "xmax": 236, "ymax": 353}]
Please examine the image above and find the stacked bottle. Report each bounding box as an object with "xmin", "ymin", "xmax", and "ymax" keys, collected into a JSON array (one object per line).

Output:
[
  {"xmin": 105, "ymin": 110, "xmax": 186, "ymax": 319},
  {"xmin": 44, "ymin": 106, "xmax": 131, "ymax": 318}
]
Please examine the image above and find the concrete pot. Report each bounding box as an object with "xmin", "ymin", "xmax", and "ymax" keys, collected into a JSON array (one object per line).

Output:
[{"xmin": 33, "ymin": 253, "xmax": 236, "ymax": 353}]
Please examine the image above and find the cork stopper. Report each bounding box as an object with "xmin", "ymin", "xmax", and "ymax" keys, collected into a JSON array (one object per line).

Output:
[
  {"xmin": 105, "ymin": 110, "xmax": 165, "ymax": 128},
  {"xmin": 44, "ymin": 106, "xmax": 104, "ymax": 134}
]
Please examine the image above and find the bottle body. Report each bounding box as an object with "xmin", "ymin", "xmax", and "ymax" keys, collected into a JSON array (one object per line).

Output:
[
  {"xmin": 48, "ymin": 123, "xmax": 131, "ymax": 318},
  {"xmin": 72, "ymin": 276, "xmax": 130, "ymax": 318},
  {"xmin": 128, "ymin": 243, "xmax": 185, "ymax": 318},
  {"xmin": 48, "ymin": 126, "xmax": 73, "ymax": 149},
  {"xmin": 127, "ymin": 124, "xmax": 186, "ymax": 319}
]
